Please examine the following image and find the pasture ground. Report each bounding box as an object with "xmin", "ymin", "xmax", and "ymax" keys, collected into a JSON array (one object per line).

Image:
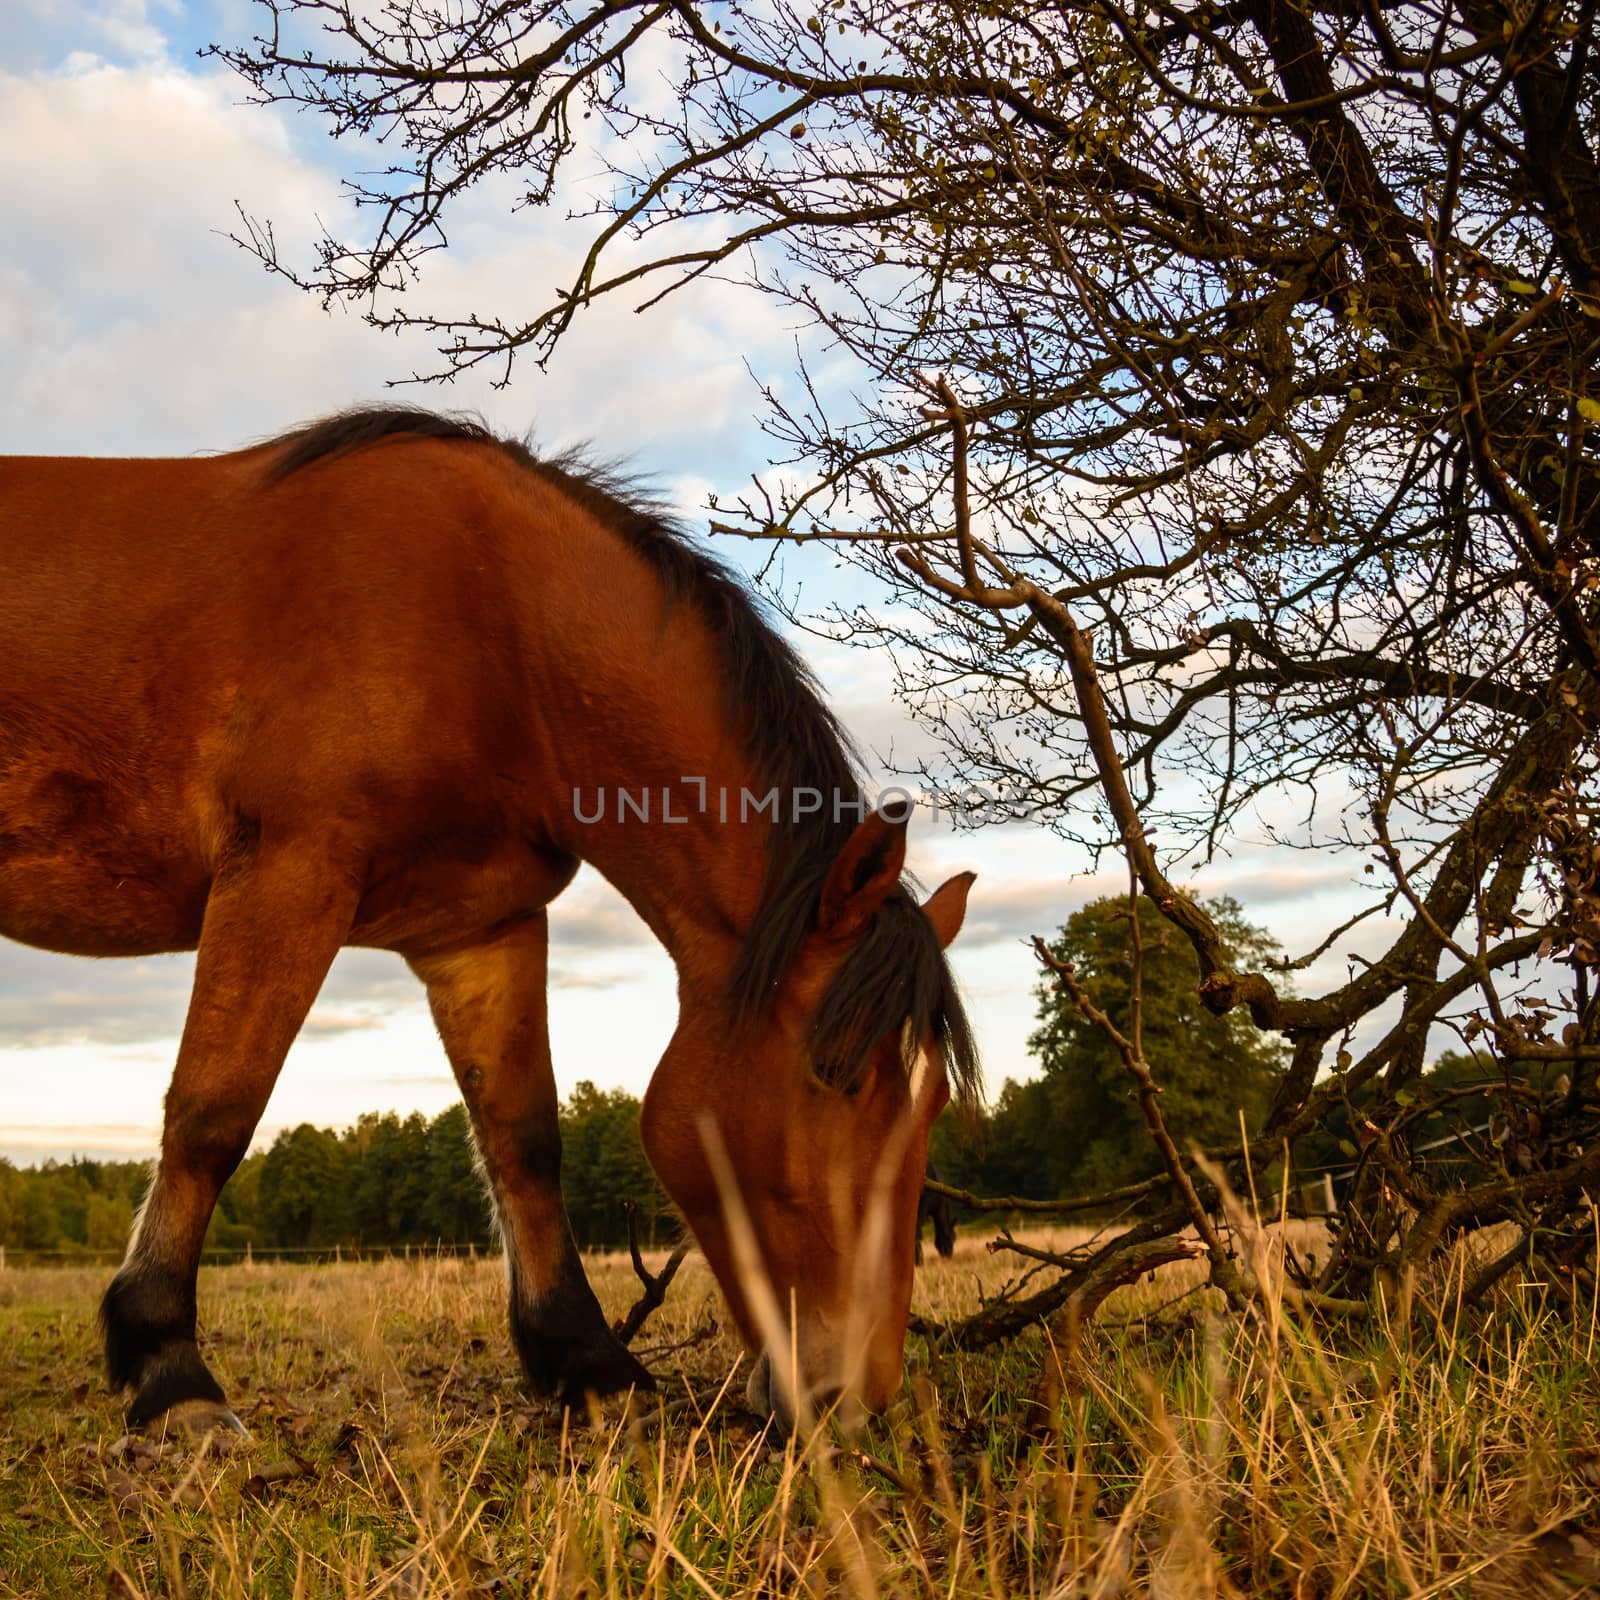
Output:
[{"xmin": 3, "ymin": 1223, "xmax": 1600, "ymax": 1598}]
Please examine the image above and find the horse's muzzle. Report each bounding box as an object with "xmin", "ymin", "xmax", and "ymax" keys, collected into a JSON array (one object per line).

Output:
[{"xmin": 744, "ymin": 1348, "xmax": 855, "ymax": 1433}]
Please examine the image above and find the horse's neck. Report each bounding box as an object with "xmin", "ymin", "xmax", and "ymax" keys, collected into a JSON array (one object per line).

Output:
[
  {"xmin": 505, "ymin": 526, "xmax": 813, "ymax": 991},
  {"xmin": 546, "ymin": 737, "xmax": 774, "ymax": 992}
]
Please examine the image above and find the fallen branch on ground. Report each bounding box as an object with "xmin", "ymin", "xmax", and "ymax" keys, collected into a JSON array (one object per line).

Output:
[{"xmin": 912, "ymin": 1235, "xmax": 1201, "ymax": 1349}]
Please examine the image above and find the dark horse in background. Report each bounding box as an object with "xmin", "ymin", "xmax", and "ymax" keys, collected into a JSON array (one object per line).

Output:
[
  {"xmin": 916, "ymin": 1161, "xmax": 958, "ymax": 1264},
  {"xmin": 0, "ymin": 410, "xmax": 979, "ymax": 1431}
]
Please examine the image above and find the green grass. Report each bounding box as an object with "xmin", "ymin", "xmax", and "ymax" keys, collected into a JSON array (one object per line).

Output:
[{"xmin": 4, "ymin": 1225, "xmax": 1600, "ymax": 1598}]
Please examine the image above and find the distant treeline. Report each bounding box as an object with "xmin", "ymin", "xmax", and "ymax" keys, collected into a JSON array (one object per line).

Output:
[
  {"xmin": 0, "ymin": 1082, "xmax": 674, "ymax": 1258},
  {"xmin": 0, "ymin": 896, "xmax": 1312, "ymax": 1261}
]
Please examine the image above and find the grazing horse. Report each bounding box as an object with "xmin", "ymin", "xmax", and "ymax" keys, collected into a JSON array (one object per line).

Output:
[{"xmin": 0, "ymin": 410, "xmax": 980, "ymax": 1431}]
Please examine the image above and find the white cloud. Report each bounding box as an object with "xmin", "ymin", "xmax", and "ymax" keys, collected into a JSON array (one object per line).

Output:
[
  {"xmin": 0, "ymin": 45, "xmax": 800, "ymax": 478},
  {"xmin": 8, "ymin": 0, "xmax": 175, "ymax": 69}
]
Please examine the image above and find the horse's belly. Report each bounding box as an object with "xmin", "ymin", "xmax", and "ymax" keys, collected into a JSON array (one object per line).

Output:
[
  {"xmin": 0, "ymin": 853, "xmax": 204, "ymax": 956},
  {"xmin": 352, "ymin": 840, "xmax": 578, "ymax": 955},
  {"xmin": 0, "ymin": 768, "xmax": 205, "ymax": 957}
]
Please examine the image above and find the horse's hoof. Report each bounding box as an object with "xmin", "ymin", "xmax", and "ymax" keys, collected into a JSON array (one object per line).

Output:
[
  {"xmin": 151, "ymin": 1398, "xmax": 251, "ymax": 1445},
  {"xmin": 556, "ymin": 1342, "xmax": 657, "ymax": 1409}
]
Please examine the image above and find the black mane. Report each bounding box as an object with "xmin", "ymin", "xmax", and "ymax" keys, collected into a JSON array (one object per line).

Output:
[{"xmin": 263, "ymin": 407, "xmax": 980, "ymax": 1105}]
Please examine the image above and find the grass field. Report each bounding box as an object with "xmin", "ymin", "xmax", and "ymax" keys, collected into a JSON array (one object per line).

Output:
[{"xmin": 4, "ymin": 1222, "xmax": 1600, "ymax": 1599}]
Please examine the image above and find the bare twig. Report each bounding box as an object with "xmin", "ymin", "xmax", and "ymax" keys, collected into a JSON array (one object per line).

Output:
[
  {"xmin": 897, "ymin": 382, "xmax": 1292, "ymax": 1032},
  {"xmin": 630, "ymin": 1316, "xmax": 719, "ymax": 1364},
  {"xmin": 614, "ymin": 1201, "xmax": 692, "ymax": 1347}
]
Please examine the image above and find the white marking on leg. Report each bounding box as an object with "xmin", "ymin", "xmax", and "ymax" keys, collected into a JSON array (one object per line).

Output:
[
  {"xmin": 122, "ymin": 1162, "xmax": 161, "ymax": 1268},
  {"xmin": 464, "ymin": 1118, "xmax": 520, "ymax": 1294}
]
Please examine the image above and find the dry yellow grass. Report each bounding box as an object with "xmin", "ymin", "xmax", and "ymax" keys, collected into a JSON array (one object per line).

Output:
[{"xmin": 3, "ymin": 1222, "xmax": 1599, "ymax": 1598}]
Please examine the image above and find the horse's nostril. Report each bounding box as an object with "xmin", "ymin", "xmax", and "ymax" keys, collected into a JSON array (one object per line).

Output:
[
  {"xmin": 810, "ymin": 1384, "xmax": 846, "ymax": 1416},
  {"xmin": 744, "ymin": 1351, "xmax": 780, "ymax": 1423}
]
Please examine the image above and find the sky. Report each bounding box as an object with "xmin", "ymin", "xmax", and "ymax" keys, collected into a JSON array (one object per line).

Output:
[{"xmin": 0, "ymin": 0, "xmax": 1390, "ymax": 1166}]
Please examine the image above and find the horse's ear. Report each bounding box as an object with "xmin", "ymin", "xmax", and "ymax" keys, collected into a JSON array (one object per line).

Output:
[
  {"xmin": 817, "ymin": 811, "xmax": 909, "ymax": 939},
  {"xmin": 922, "ymin": 872, "xmax": 976, "ymax": 949}
]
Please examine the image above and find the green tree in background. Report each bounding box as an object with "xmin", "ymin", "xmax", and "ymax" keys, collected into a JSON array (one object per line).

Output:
[
  {"xmin": 1028, "ymin": 895, "xmax": 1287, "ymax": 1194},
  {"xmin": 423, "ymin": 1104, "xmax": 492, "ymax": 1247},
  {"xmin": 20, "ymin": 1182, "xmax": 62, "ymax": 1250},
  {"xmin": 931, "ymin": 896, "xmax": 1288, "ymax": 1205},
  {"xmin": 347, "ymin": 1111, "xmax": 433, "ymax": 1245},
  {"xmin": 0, "ymin": 1159, "xmax": 22, "ymax": 1246},
  {"xmin": 930, "ymin": 1078, "xmax": 1061, "ymax": 1203},
  {"xmin": 259, "ymin": 1124, "xmax": 350, "ymax": 1248},
  {"xmin": 209, "ymin": 1150, "xmax": 264, "ymax": 1250},
  {"xmin": 559, "ymin": 1081, "xmax": 673, "ymax": 1250},
  {"xmin": 85, "ymin": 1192, "xmax": 134, "ymax": 1252},
  {"xmin": 1, "ymin": 1085, "xmax": 673, "ymax": 1255}
]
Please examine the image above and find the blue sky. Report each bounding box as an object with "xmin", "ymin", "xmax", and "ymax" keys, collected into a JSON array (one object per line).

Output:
[{"xmin": 0, "ymin": 1, "xmax": 1385, "ymax": 1164}]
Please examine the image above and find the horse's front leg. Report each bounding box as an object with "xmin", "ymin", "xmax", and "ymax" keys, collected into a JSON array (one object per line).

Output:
[
  {"xmin": 410, "ymin": 914, "xmax": 653, "ymax": 1406},
  {"xmin": 102, "ymin": 840, "xmax": 360, "ymax": 1430}
]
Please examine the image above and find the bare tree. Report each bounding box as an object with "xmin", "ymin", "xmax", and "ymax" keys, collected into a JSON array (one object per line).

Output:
[{"xmin": 219, "ymin": 0, "xmax": 1600, "ymax": 1316}]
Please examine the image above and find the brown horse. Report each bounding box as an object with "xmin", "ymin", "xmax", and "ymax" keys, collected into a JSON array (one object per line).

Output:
[{"xmin": 0, "ymin": 409, "xmax": 979, "ymax": 1431}]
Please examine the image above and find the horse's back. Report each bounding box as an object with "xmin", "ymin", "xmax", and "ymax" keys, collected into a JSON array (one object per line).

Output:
[
  {"xmin": 1, "ymin": 454, "xmax": 229, "ymax": 672},
  {"xmin": 0, "ymin": 441, "xmax": 584, "ymax": 958},
  {"xmin": 0, "ymin": 440, "xmax": 547, "ymax": 751}
]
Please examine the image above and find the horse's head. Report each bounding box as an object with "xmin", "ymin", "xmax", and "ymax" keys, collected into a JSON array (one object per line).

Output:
[{"xmin": 641, "ymin": 811, "xmax": 977, "ymax": 1427}]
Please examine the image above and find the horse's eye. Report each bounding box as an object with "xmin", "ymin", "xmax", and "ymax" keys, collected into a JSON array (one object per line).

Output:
[{"xmin": 813, "ymin": 1059, "xmax": 864, "ymax": 1097}]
